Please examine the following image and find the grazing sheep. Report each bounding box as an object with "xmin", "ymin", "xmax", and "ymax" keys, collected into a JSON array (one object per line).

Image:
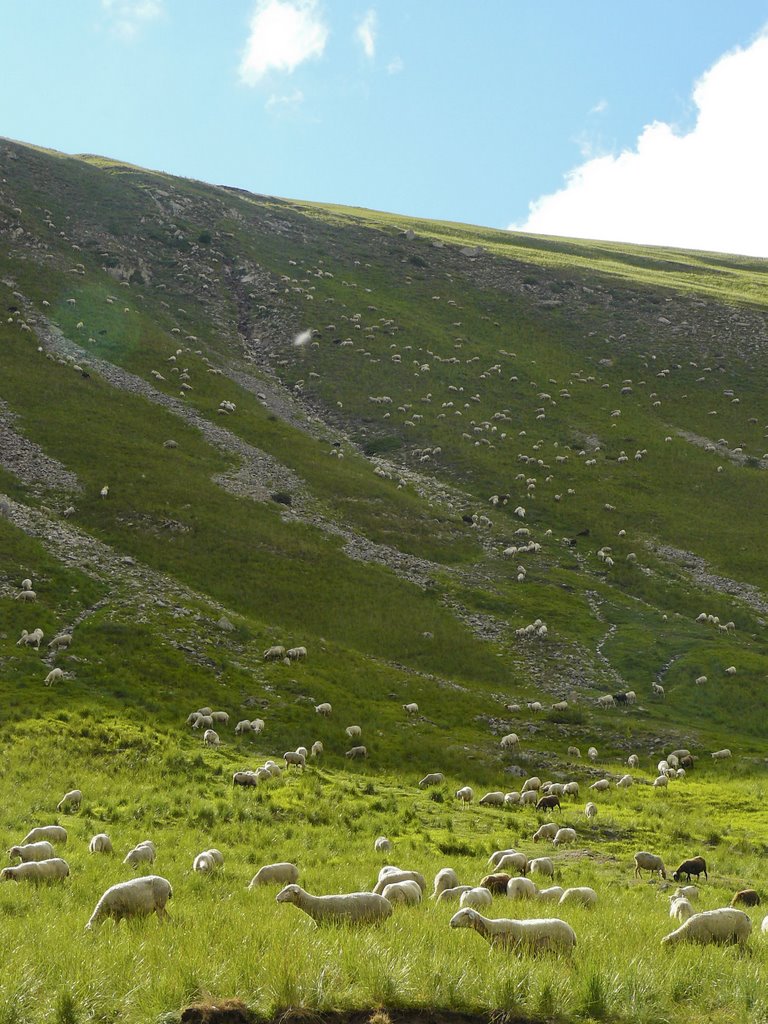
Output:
[
  {"xmin": 584, "ymin": 802, "xmax": 598, "ymax": 822},
  {"xmin": 479, "ymin": 791, "xmax": 506, "ymax": 807},
  {"xmin": 450, "ymin": 907, "xmax": 576, "ymax": 952},
  {"xmin": 634, "ymin": 852, "xmax": 667, "ymax": 879},
  {"xmin": 193, "ymin": 849, "xmax": 224, "ymax": 873},
  {"xmin": 436, "ymin": 885, "xmax": 473, "ymax": 904},
  {"xmin": 460, "ymin": 887, "xmax": 493, "ymax": 909},
  {"xmin": 123, "ymin": 843, "xmax": 156, "ymax": 869},
  {"xmin": 711, "ymin": 749, "xmax": 732, "ymax": 760},
  {"xmin": 263, "ymin": 646, "xmax": 287, "ymax": 661},
  {"xmin": 249, "ymin": 863, "xmax": 299, "ymax": 887},
  {"xmin": 276, "ymin": 884, "xmax": 392, "ymax": 924},
  {"xmin": 762, "ymin": 916, "xmax": 768, "ymax": 934},
  {"xmin": 210, "ymin": 711, "xmax": 229, "ymax": 725},
  {"xmin": 479, "ymin": 873, "xmax": 512, "ymax": 895},
  {"xmin": 587, "ymin": 747, "xmax": 598, "ymax": 761},
  {"xmin": 552, "ymin": 827, "xmax": 577, "ymax": 847},
  {"xmin": 670, "ymin": 896, "xmax": 695, "ymax": 921},
  {"xmin": 563, "ymin": 781, "xmax": 580, "ymax": 797},
  {"xmin": 536, "ymin": 794, "xmax": 561, "ymax": 812},
  {"xmin": 488, "ymin": 848, "xmax": 519, "ymax": 867},
  {"xmin": 507, "ymin": 876, "xmax": 537, "ymax": 900},
  {"xmin": 86, "ymin": 876, "xmax": 172, "ymax": 929},
  {"xmin": 44, "ymin": 668, "xmax": 64, "ymax": 687},
  {"xmin": 536, "ymin": 885, "xmax": 565, "ymax": 902},
  {"xmin": 373, "ymin": 869, "xmax": 426, "ymax": 895},
  {"xmin": 500, "ymin": 733, "xmax": 519, "ymax": 749},
  {"xmin": 203, "ymin": 730, "xmax": 220, "ymax": 748},
  {"xmin": 286, "ymin": 646, "xmax": 307, "ymax": 661},
  {"xmin": 235, "ymin": 720, "xmax": 254, "ymax": 735},
  {"xmin": 345, "ymin": 725, "xmax": 362, "ymax": 739},
  {"xmin": 284, "ymin": 751, "xmax": 306, "ymax": 768},
  {"xmin": 731, "ymin": 889, "xmax": 760, "ymax": 907},
  {"xmin": 374, "ymin": 837, "xmax": 394, "ymax": 854},
  {"xmin": 725, "ymin": 666, "xmax": 737, "ymax": 676},
  {"xmin": 1, "ymin": 859, "xmax": 70, "ymax": 883},
  {"xmin": 89, "ymin": 834, "xmax": 113, "ymax": 854},
  {"xmin": 47, "ymin": 633, "xmax": 73, "ymax": 651},
  {"xmin": 310, "ymin": 740, "xmax": 323, "ymax": 757},
  {"xmin": 17, "ymin": 628, "xmax": 44, "ymax": 649},
  {"xmin": 590, "ymin": 779, "xmax": 610, "ymax": 793},
  {"xmin": 456, "ymin": 786, "xmax": 474, "ymax": 804},
  {"xmin": 673, "ymin": 857, "xmax": 708, "ymax": 882},
  {"xmin": 528, "ymin": 857, "xmax": 555, "ymax": 878},
  {"xmin": 419, "ymin": 773, "xmax": 444, "ymax": 787},
  {"xmin": 559, "ymin": 887, "xmax": 597, "ymax": 908},
  {"xmin": 652, "ymin": 682, "xmax": 665, "ymax": 699},
  {"xmin": 520, "ymin": 790, "xmax": 538, "ymax": 806},
  {"xmin": 345, "ymin": 745, "xmax": 367, "ymax": 760},
  {"xmin": 100, "ymin": 485, "xmax": 109, "ymax": 499},
  {"xmin": 16, "ymin": 590, "xmax": 37, "ymax": 603},
  {"xmin": 232, "ymin": 770, "xmax": 259, "ymax": 787},
  {"xmin": 56, "ymin": 790, "xmax": 82, "ymax": 812},
  {"xmin": 315, "ymin": 703, "xmax": 332, "ymax": 716},
  {"xmin": 433, "ymin": 868, "xmax": 460, "ymax": 898},
  {"xmin": 617, "ymin": 774, "xmax": 634, "ymax": 789},
  {"xmin": 653, "ymin": 775, "xmax": 669, "ymax": 789},
  {"xmin": 674, "ymin": 885, "xmax": 699, "ymax": 901},
  {"xmin": 662, "ymin": 908, "xmax": 751, "ymax": 946},
  {"xmin": 496, "ymin": 852, "xmax": 528, "ymax": 875},
  {"xmin": 21, "ymin": 825, "xmax": 67, "ymax": 846},
  {"xmin": 251, "ymin": 719, "xmax": 265, "ymax": 733},
  {"xmin": 8, "ymin": 841, "xmax": 55, "ymax": 862},
  {"xmin": 382, "ymin": 880, "xmax": 422, "ymax": 905},
  {"xmin": 521, "ymin": 776, "xmax": 542, "ymax": 793},
  {"xmin": 403, "ymin": 702, "xmax": 420, "ymax": 716},
  {"xmin": 627, "ymin": 754, "xmax": 640, "ymax": 768},
  {"xmin": 533, "ymin": 823, "xmax": 560, "ymax": 843},
  {"xmin": 504, "ymin": 792, "xmax": 521, "ymax": 806}
]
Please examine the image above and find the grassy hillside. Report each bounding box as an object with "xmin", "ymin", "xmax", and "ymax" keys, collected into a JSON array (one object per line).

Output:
[{"xmin": 0, "ymin": 136, "xmax": 767, "ymax": 1024}]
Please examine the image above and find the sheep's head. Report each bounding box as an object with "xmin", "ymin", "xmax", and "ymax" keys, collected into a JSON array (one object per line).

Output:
[
  {"xmin": 276, "ymin": 884, "xmax": 303, "ymax": 905},
  {"xmin": 7, "ymin": 847, "xmax": 21, "ymax": 862},
  {"xmin": 0, "ymin": 868, "xmax": 16, "ymax": 881},
  {"xmin": 450, "ymin": 908, "xmax": 480, "ymax": 929}
]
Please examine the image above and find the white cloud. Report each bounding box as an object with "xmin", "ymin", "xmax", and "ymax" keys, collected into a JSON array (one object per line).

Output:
[
  {"xmin": 356, "ymin": 9, "xmax": 377, "ymax": 59},
  {"xmin": 590, "ymin": 99, "xmax": 608, "ymax": 115},
  {"xmin": 512, "ymin": 30, "xmax": 768, "ymax": 258},
  {"xmin": 239, "ymin": 0, "xmax": 328, "ymax": 85},
  {"xmin": 386, "ymin": 55, "xmax": 403, "ymax": 75},
  {"xmin": 101, "ymin": 0, "xmax": 163, "ymax": 39},
  {"xmin": 265, "ymin": 89, "xmax": 305, "ymax": 111}
]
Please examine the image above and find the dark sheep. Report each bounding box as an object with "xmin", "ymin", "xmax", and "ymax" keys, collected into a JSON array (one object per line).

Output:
[
  {"xmin": 535, "ymin": 795, "xmax": 561, "ymax": 812},
  {"xmin": 731, "ymin": 889, "xmax": 760, "ymax": 907},
  {"xmin": 613, "ymin": 693, "xmax": 628, "ymax": 705},
  {"xmin": 479, "ymin": 873, "xmax": 512, "ymax": 895},
  {"xmin": 672, "ymin": 857, "xmax": 708, "ymax": 882}
]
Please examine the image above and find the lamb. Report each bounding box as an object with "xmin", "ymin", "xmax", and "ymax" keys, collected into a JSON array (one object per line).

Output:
[
  {"xmin": 21, "ymin": 825, "xmax": 67, "ymax": 846},
  {"xmin": 711, "ymin": 749, "xmax": 732, "ymax": 760},
  {"xmin": 251, "ymin": 719, "xmax": 265, "ymax": 734},
  {"xmin": 533, "ymin": 823, "xmax": 560, "ymax": 843},
  {"xmin": 559, "ymin": 887, "xmax": 597, "ymax": 908},
  {"xmin": 731, "ymin": 889, "xmax": 760, "ymax": 907},
  {"xmin": 528, "ymin": 857, "xmax": 555, "ymax": 878},
  {"xmin": 203, "ymin": 729, "xmax": 220, "ymax": 748},
  {"xmin": 86, "ymin": 876, "xmax": 172, "ymax": 929},
  {"xmin": 504, "ymin": 792, "xmax": 521, "ymax": 806},
  {"xmin": 674, "ymin": 885, "xmax": 699, "ymax": 901},
  {"xmin": 433, "ymin": 868, "xmax": 460, "ymax": 898},
  {"xmin": 634, "ymin": 852, "xmax": 666, "ymax": 879},
  {"xmin": 662, "ymin": 908, "xmax": 751, "ymax": 946},
  {"xmin": 670, "ymin": 896, "xmax": 695, "ymax": 921},
  {"xmin": 479, "ymin": 873, "xmax": 512, "ymax": 895},
  {"xmin": 418, "ymin": 773, "xmax": 444, "ymax": 788},
  {"xmin": 479, "ymin": 791, "xmax": 505, "ymax": 807},
  {"xmin": 16, "ymin": 590, "xmax": 37, "ymax": 602},
  {"xmin": 56, "ymin": 789, "xmax": 82, "ymax": 812},
  {"xmin": 345, "ymin": 745, "xmax": 367, "ymax": 759},
  {"xmin": 45, "ymin": 668, "xmax": 64, "ymax": 687},
  {"xmin": 673, "ymin": 857, "xmax": 708, "ymax": 882},
  {"xmin": 123, "ymin": 843, "xmax": 156, "ymax": 869},
  {"xmin": 450, "ymin": 907, "xmax": 576, "ymax": 952},
  {"xmin": 382, "ymin": 880, "xmax": 422, "ymax": 905},
  {"xmin": 455, "ymin": 786, "xmax": 473, "ymax": 804},
  {"xmin": 345, "ymin": 726, "xmax": 362, "ymax": 739},
  {"xmin": 506, "ymin": 876, "xmax": 537, "ymax": 899},
  {"xmin": 263, "ymin": 645, "xmax": 287, "ymax": 661},
  {"xmin": 315, "ymin": 703, "xmax": 332, "ymax": 716},
  {"xmin": 284, "ymin": 751, "xmax": 306, "ymax": 768},
  {"xmin": 653, "ymin": 775, "xmax": 669, "ymax": 789},
  {"xmin": 1, "ymin": 859, "xmax": 70, "ymax": 883},
  {"xmin": 193, "ymin": 849, "xmax": 224, "ymax": 873},
  {"xmin": 459, "ymin": 887, "xmax": 493, "ymax": 909},
  {"xmin": 552, "ymin": 827, "xmax": 577, "ymax": 847},
  {"xmin": 563, "ymin": 781, "xmax": 579, "ymax": 797},
  {"xmin": 17, "ymin": 627, "xmax": 44, "ymax": 649},
  {"xmin": 48, "ymin": 633, "xmax": 73, "ymax": 651},
  {"xmin": 249, "ymin": 862, "xmax": 299, "ymax": 887},
  {"xmin": 373, "ymin": 869, "xmax": 426, "ymax": 894},
  {"xmin": 436, "ymin": 885, "xmax": 473, "ymax": 904},
  {"xmin": 276, "ymin": 884, "xmax": 392, "ymax": 924},
  {"xmin": 89, "ymin": 834, "xmax": 113, "ymax": 854},
  {"xmin": 8, "ymin": 841, "xmax": 55, "ymax": 862},
  {"xmin": 403, "ymin": 702, "xmax": 419, "ymax": 715}
]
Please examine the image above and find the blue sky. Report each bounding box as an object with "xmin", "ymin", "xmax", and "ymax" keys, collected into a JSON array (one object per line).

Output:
[{"xmin": 2, "ymin": 1, "xmax": 768, "ymax": 255}]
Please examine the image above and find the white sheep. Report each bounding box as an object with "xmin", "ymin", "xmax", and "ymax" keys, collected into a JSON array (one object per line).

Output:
[
  {"xmin": 48, "ymin": 633, "xmax": 73, "ymax": 651},
  {"xmin": 674, "ymin": 885, "xmax": 699, "ymax": 902},
  {"xmin": 587, "ymin": 746, "xmax": 598, "ymax": 761},
  {"xmin": 418, "ymin": 772, "xmax": 444, "ymax": 787},
  {"xmin": 617, "ymin": 774, "xmax": 634, "ymax": 788},
  {"xmin": 249, "ymin": 862, "xmax": 299, "ymax": 887},
  {"xmin": 653, "ymin": 775, "xmax": 669, "ymax": 789},
  {"xmin": 633, "ymin": 852, "xmax": 667, "ymax": 879},
  {"xmin": 20, "ymin": 578, "xmax": 33, "ymax": 591},
  {"xmin": 8, "ymin": 841, "xmax": 55, "ymax": 862},
  {"xmin": 711, "ymin": 749, "xmax": 732, "ymax": 759},
  {"xmin": 345, "ymin": 745, "xmax": 367, "ymax": 759},
  {"xmin": 507, "ymin": 876, "xmax": 537, "ymax": 899},
  {"xmin": 15, "ymin": 590, "xmax": 37, "ymax": 603},
  {"xmin": 310, "ymin": 740, "xmax": 324, "ymax": 757},
  {"xmin": 276, "ymin": 884, "xmax": 392, "ymax": 924},
  {"xmin": 533, "ymin": 823, "xmax": 559, "ymax": 843},
  {"xmin": 584, "ymin": 802, "xmax": 598, "ymax": 822},
  {"xmin": 89, "ymin": 834, "xmax": 113, "ymax": 854},
  {"xmin": 436, "ymin": 885, "xmax": 473, "ymax": 904},
  {"xmin": 382, "ymin": 880, "xmax": 422, "ymax": 905},
  {"xmin": 563, "ymin": 781, "xmax": 580, "ymax": 797},
  {"xmin": 203, "ymin": 729, "xmax": 220, "ymax": 748},
  {"xmin": 286, "ymin": 646, "xmax": 307, "ymax": 661},
  {"xmin": 45, "ymin": 668, "xmax": 64, "ymax": 687},
  {"xmin": 345, "ymin": 725, "xmax": 362, "ymax": 739},
  {"xmin": 373, "ymin": 869, "xmax": 426, "ymax": 894},
  {"xmin": 500, "ymin": 733, "xmax": 519, "ymax": 749},
  {"xmin": 528, "ymin": 857, "xmax": 554, "ymax": 878},
  {"xmin": 374, "ymin": 836, "xmax": 393, "ymax": 853},
  {"xmin": 403, "ymin": 702, "xmax": 419, "ymax": 715},
  {"xmin": 479, "ymin": 791, "xmax": 505, "ymax": 807},
  {"xmin": 504, "ymin": 792, "xmax": 521, "ymax": 806},
  {"xmin": 456, "ymin": 786, "xmax": 474, "ymax": 804},
  {"xmin": 590, "ymin": 779, "xmax": 610, "ymax": 792},
  {"xmin": 193, "ymin": 849, "xmax": 224, "ymax": 873},
  {"xmin": 234, "ymin": 720, "xmax": 254, "ymax": 735},
  {"xmin": 536, "ymin": 885, "xmax": 565, "ymax": 902},
  {"xmin": 17, "ymin": 628, "xmax": 44, "ymax": 649},
  {"xmin": 21, "ymin": 825, "xmax": 67, "ymax": 846},
  {"xmin": 521, "ymin": 776, "xmax": 541, "ymax": 793},
  {"xmin": 315, "ymin": 703, "xmax": 332, "ymax": 716},
  {"xmin": 670, "ymin": 896, "xmax": 694, "ymax": 921},
  {"xmin": 450, "ymin": 907, "xmax": 576, "ymax": 952},
  {"xmin": 662, "ymin": 908, "xmax": 751, "ymax": 946},
  {"xmin": 559, "ymin": 886, "xmax": 597, "ymax": 908},
  {"xmin": 488, "ymin": 848, "xmax": 518, "ymax": 867},
  {"xmin": 86, "ymin": 875, "xmax": 172, "ymax": 929},
  {"xmin": 56, "ymin": 789, "xmax": 82, "ymax": 812},
  {"xmin": 627, "ymin": 754, "xmax": 640, "ymax": 768},
  {"xmin": 263, "ymin": 645, "xmax": 287, "ymax": 661},
  {"xmin": 496, "ymin": 852, "xmax": 528, "ymax": 875},
  {"xmin": 123, "ymin": 843, "xmax": 156, "ymax": 869},
  {"xmin": 432, "ymin": 868, "xmax": 460, "ymax": 898},
  {"xmin": 210, "ymin": 711, "xmax": 229, "ymax": 725},
  {"xmin": 284, "ymin": 751, "xmax": 306, "ymax": 768},
  {"xmin": 251, "ymin": 719, "xmax": 265, "ymax": 734},
  {"xmin": 0, "ymin": 859, "xmax": 70, "ymax": 883},
  {"xmin": 552, "ymin": 827, "xmax": 577, "ymax": 847},
  {"xmin": 459, "ymin": 887, "xmax": 493, "ymax": 909}
]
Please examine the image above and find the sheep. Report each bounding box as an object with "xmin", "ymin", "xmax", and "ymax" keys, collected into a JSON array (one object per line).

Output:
[
  {"xmin": 47, "ymin": 633, "xmax": 73, "ymax": 652},
  {"xmin": 418, "ymin": 773, "xmax": 444, "ymax": 787},
  {"xmin": 403, "ymin": 702, "xmax": 419, "ymax": 715},
  {"xmin": 500, "ymin": 733, "xmax": 519, "ymax": 749},
  {"xmin": 587, "ymin": 747, "xmax": 598, "ymax": 761},
  {"xmin": 653, "ymin": 775, "xmax": 669, "ymax": 789},
  {"xmin": 100, "ymin": 485, "xmax": 109, "ymax": 499},
  {"xmin": 373, "ymin": 869, "xmax": 426, "ymax": 895},
  {"xmin": 506, "ymin": 876, "xmax": 537, "ymax": 899},
  {"xmin": 533, "ymin": 823, "xmax": 560, "ymax": 843},
  {"xmin": 276, "ymin": 884, "xmax": 392, "ymax": 925},
  {"xmin": 315, "ymin": 703, "xmax": 332, "ymax": 716},
  {"xmin": 17, "ymin": 627, "xmax": 44, "ymax": 649},
  {"xmin": 21, "ymin": 825, "xmax": 67, "ymax": 846},
  {"xmin": 673, "ymin": 857, "xmax": 708, "ymax": 882},
  {"xmin": 8, "ymin": 841, "xmax": 55, "ymax": 862},
  {"xmin": 436, "ymin": 885, "xmax": 473, "ymax": 904},
  {"xmin": 235, "ymin": 720, "xmax": 254, "ymax": 735},
  {"xmin": 263, "ymin": 645, "xmax": 287, "ymax": 661},
  {"xmin": 382, "ymin": 880, "xmax": 422, "ymax": 905},
  {"xmin": 528, "ymin": 857, "xmax": 554, "ymax": 878},
  {"xmin": 617, "ymin": 774, "xmax": 634, "ymax": 789},
  {"xmin": 652, "ymin": 682, "xmax": 665, "ymax": 698},
  {"xmin": 552, "ymin": 828, "xmax": 577, "ymax": 847},
  {"xmin": 123, "ymin": 843, "xmax": 156, "ymax": 869},
  {"xmin": 15, "ymin": 590, "xmax": 37, "ymax": 603},
  {"xmin": 203, "ymin": 730, "xmax": 220, "ymax": 748},
  {"xmin": 711, "ymin": 749, "xmax": 732, "ymax": 759},
  {"xmin": 232, "ymin": 771, "xmax": 259, "ymax": 787},
  {"xmin": 521, "ymin": 776, "xmax": 542, "ymax": 794},
  {"xmin": 20, "ymin": 578, "xmax": 33, "ymax": 591},
  {"xmin": 496, "ymin": 852, "xmax": 528, "ymax": 875},
  {"xmin": 45, "ymin": 668, "xmax": 64, "ymax": 687},
  {"xmin": 374, "ymin": 836, "xmax": 393, "ymax": 854},
  {"xmin": 479, "ymin": 791, "xmax": 505, "ymax": 807},
  {"xmin": 563, "ymin": 781, "xmax": 579, "ymax": 797},
  {"xmin": 584, "ymin": 802, "xmax": 598, "ymax": 823},
  {"xmin": 193, "ymin": 715, "xmax": 214, "ymax": 730},
  {"xmin": 251, "ymin": 719, "xmax": 265, "ymax": 734},
  {"xmin": 310, "ymin": 740, "xmax": 323, "ymax": 758},
  {"xmin": 460, "ymin": 887, "xmax": 493, "ymax": 909},
  {"xmin": 661, "ymin": 908, "xmax": 751, "ymax": 946},
  {"xmin": 345, "ymin": 725, "xmax": 362, "ymax": 739},
  {"xmin": 249, "ymin": 863, "xmax": 299, "ymax": 887},
  {"xmin": 193, "ymin": 849, "xmax": 224, "ymax": 873},
  {"xmin": 479, "ymin": 873, "xmax": 512, "ymax": 895},
  {"xmin": 674, "ymin": 885, "xmax": 699, "ymax": 902},
  {"xmin": 456, "ymin": 786, "xmax": 473, "ymax": 804},
  {"xmin": 345, "ymin": 745, "xmax": 367, "ymax": 760},
  {"xmin": 89, "ymin": 834, "xmax": 113, "ymax": 854},
  {"xmin": 504, "ymin": 792, "xmax": 521, "ymax": 806},
  {"xmin": 286, "ymin": 646, "xmax": 307, "ymax": 661},
  {"xmin": 627, "ymin": 754, "xmax": 640, "ymax": 768},
  {"xmin": 731, "ymin": 889, "xmax": 760, "ymax": 908},
  {"xmin": 86, "ymin": 876, "xmax": 172, "ymax": 929},
  {"xmin": 634, "ymin": 852, "xmax": 667, "ymax": 879},
  {"xmin": 56, "ymin": 789, "xmax": 82, "ymax": 812},
  {"xmin": 725, "ymin": 666, "xmax": 737, "ymax": 676},
  {"xmin": 450, "ymin": 907, "xmax": 577, "ymax": 952},
  {"xmin": 670, "ymin": 896, "xmax": 695, "ymax": 921},
  {"xmin": 536, "ymin": 794, "xmax": 561, "ymax": 812},
  {"xmin": 210, "ymin": 711, "xmax": 229, "ymax": 725},
  {"xmin": 0, "ymin": 859, "xmax": 70, "ymax": 883},
  {"xmin": 536, "ymin": 886, "xmax": 565, "ymax": 903},
  {"xmin": 284, "ymin": 751, "xmax": 306, "ymax": 768},
  {"xmin": 567, "ymin": 746, "xmax": 581, "ymax": 758},
  {"xmin": 559, "ymin": 887, "xmax": 597, "ymax": 908},
  {"xmin": 488, "ymin": 848, "xmax": 519, "ymax": 867},
  {"xmin": 433, "ymin": 868, "xmax": 460, "ymax": 898}
]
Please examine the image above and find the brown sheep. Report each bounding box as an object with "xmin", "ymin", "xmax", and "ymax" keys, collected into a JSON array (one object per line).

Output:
[
  {"xmin": 536, "ymin": 794, "xmax": 561, "ymax": 812},
  {"xmin": 479, "ymin": 872, "xmax": 512, "ymax": 895},
  {"xmin": 731, "ymin": 889, "xmax": 760, "ymax": 907}
]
